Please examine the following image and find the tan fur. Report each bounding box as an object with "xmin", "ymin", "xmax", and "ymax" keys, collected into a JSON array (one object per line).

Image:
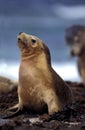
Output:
[
  {"xmin": 65, "ymin": 25, "xmax": 85, "ymax": 85},
  {"xmin": 10, "ymin": 32, "xmax": 72, "ymax": 115},
  {"xmin": 0, "ymin": 76, "xmax": 18, "ymax": 93}
]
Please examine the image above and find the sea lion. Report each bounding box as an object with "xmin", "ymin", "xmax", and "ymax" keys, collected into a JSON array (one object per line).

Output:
[
  {"xmin": 6, "ymin": 32, "xmax": 72, "ymax": 117},
  {"xmin": 65, "ymin": 25, "xmax": 85, "ymax": 84},
  {"xmin": 0, "ymin": 76, "xmax": 17, "ymax": 93}
]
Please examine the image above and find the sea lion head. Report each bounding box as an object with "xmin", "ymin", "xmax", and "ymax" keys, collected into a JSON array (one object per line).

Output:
[
  {"xmin": 65, "ymin": 25, "xmax": 85, "ymax": 57},
  {"xmin": 17, "ymin": 32, "xmax": 51, "ymax": 64}
]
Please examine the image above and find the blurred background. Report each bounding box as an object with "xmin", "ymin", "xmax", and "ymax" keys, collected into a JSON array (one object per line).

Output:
[{"xmin": 0, "ymin": 0, "xmax": 85, "ymax": 81}]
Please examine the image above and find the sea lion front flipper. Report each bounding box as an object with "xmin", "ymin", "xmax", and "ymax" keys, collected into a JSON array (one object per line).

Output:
[
  {"xmin": 8, "ymin": 104, "xmax": 19, "ymax": 112},
  {"xmin": 2, "ymin": 108, "xmax": 23, "ymax": 119},
  {"xmin": 2, "ymin": 103, "xmax": 24, "ymax": 119},
  {"xmin": 43, "ymin": 90, "xmax": 60, "ymax": 114}
]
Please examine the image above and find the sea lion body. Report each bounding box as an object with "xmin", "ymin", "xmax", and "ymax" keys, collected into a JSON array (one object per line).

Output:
[
  {"xmin": 9, "ymin": 32, "xmax": 72, "ymax": 115},
  {"xmin": 0, "ymin": 76, "xmax": 17, "ymax": 93},
  {"xmin": 65, "ymin": 25, "xmax": 85, "ymax": 84}
]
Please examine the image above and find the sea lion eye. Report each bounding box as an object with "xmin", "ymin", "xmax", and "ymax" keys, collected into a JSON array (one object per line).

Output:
[{"xmin": 31, "ymin": 39, "xmax": 36, "ymax": 43}]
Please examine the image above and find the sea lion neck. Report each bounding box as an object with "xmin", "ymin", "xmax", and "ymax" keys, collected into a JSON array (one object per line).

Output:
[
  {"xmin": 21, "ymin": 51, "xmax": 51, "ymax": 71},
  {"xmin": 20, "ymin": 49, "xmax": 36, "ymax": 61}
]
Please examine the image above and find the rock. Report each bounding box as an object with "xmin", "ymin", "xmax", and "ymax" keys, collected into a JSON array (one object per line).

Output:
[{"xmin": 0, "ymin": 81, "xmax": 85, "ymax": 130}]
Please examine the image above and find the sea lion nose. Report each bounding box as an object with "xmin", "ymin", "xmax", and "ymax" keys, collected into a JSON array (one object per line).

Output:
[
  {"xmin": 18, "ymin": 38, "xmax": 21, "ymax": 42},
  {"xmin": 19, "ymin": 32, "xmax": 23, "ymax": 35}
]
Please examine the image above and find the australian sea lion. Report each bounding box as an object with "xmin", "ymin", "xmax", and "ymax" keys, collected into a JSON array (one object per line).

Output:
[
  {"xmin": 65, "ymin": 25, "xmax": 85, "ymax": 85},
  {"xmin": 0, "ymin": 76, "xmax": 17, "ymax": 93},
  {"xmin": 5, "ymin": 32, "xmax": 72, "ymax": 118}
]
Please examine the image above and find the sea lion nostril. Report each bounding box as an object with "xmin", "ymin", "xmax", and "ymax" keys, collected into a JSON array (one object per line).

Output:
[
  {"xmin": 19, "ymin": 32, "xmax": 23, "ymax": 35},
  {"xmin": 18, "ymin": 38, "xmax": 21, "ymax": 42}
]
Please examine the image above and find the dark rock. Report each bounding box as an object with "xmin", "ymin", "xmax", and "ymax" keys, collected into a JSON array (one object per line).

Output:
[{"xmin": 0, "ymin": 81, "xmax": 85, "ymax": 130}]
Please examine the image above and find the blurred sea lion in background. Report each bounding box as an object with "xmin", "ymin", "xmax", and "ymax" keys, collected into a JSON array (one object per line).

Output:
[
  {"xmin": 7, "ymin": 32, "xmax": 72, "ymax": 117},
  {"xmin": 65, "ymin": 25, "xmax": 85, "ymax": 85},
  {"xmin": 0, "ymin": 76, "xmax": 17, "ymax": 93}
]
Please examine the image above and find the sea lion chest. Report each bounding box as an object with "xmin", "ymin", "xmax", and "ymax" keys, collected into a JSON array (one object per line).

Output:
[{"xmin": 18, "ymin": 60, "xmax": 52, "ymax": 109}]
